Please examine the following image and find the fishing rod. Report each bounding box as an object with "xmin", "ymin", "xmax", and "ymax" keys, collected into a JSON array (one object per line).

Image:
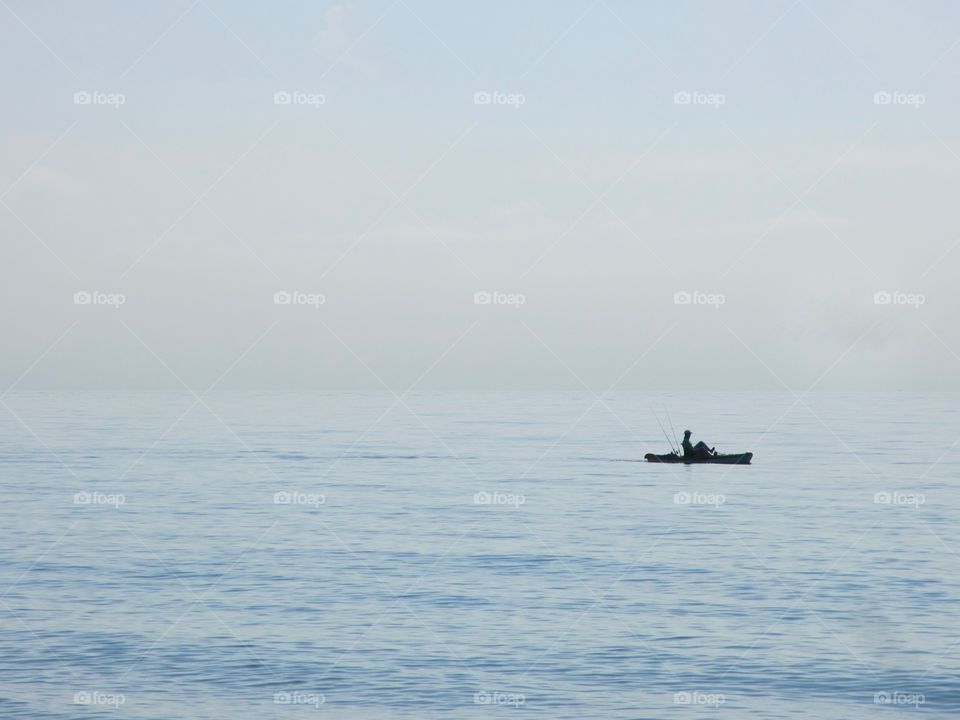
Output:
[
  {"xmin": 652, "ymin": 409, "xmax": 678, "ymax": 454},
  {"xmin": 665, "ymin": 407, "xmax": 681, "ymax": 454}
]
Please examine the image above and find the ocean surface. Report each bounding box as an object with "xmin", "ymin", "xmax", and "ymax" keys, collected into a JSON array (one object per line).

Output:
[{"xmin": 1, "ymin": 391, "xmax": 958, "ymax": 719}]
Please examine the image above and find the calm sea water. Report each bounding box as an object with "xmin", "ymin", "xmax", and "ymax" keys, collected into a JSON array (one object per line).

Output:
[{"xmin": 1, "ymin": 392, "xmax": 958, "ymax": 719}]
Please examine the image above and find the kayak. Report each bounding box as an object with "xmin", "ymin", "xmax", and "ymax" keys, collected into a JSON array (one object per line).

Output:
[{"xmin": 645, "ymin": 452, "xmax": 753, "ymax": 465}]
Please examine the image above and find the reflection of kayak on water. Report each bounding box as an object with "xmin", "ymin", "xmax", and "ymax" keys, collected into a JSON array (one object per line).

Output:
[{"xmin": 644, "ymin": 451, "xmax": 753, "ymax": 465}]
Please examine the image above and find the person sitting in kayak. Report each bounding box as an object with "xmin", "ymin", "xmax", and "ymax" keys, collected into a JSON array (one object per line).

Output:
[{"xmin": 682, "ymin": 430, "xmax": 715, "ymax": 460}]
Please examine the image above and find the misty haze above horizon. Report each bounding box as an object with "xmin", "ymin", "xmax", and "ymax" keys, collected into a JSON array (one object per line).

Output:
[{"xmin": 2, "ymin": 0, "xmax": 959, "ymax": 392}]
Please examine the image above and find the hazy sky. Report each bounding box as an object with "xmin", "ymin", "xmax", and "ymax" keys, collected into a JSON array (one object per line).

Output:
[{"xmin": 2, "ymin": 0, "xmax": 959, "ymax": 391}]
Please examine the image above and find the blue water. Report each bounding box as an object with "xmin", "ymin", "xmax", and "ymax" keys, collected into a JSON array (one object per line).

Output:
[{"xmin": 1, "ymin": 392, "xmax": 958, "ymax": 718}]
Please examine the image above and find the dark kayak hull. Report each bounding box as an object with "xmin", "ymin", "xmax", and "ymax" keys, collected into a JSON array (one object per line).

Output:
[{"xmin": 645, "ymin": 452, "xmax": 753, "ymax": 465}]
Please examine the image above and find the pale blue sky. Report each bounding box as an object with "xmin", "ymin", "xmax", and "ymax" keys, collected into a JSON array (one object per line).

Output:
[{"xmin": 2, "ymin": 1, "xmax": 959, "ymax": 391}]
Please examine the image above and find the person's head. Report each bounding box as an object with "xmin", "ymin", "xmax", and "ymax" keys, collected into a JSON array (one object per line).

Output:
[{"xmin": 684, "ymin": 430, "xmax": 691, "ymax": 438}]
